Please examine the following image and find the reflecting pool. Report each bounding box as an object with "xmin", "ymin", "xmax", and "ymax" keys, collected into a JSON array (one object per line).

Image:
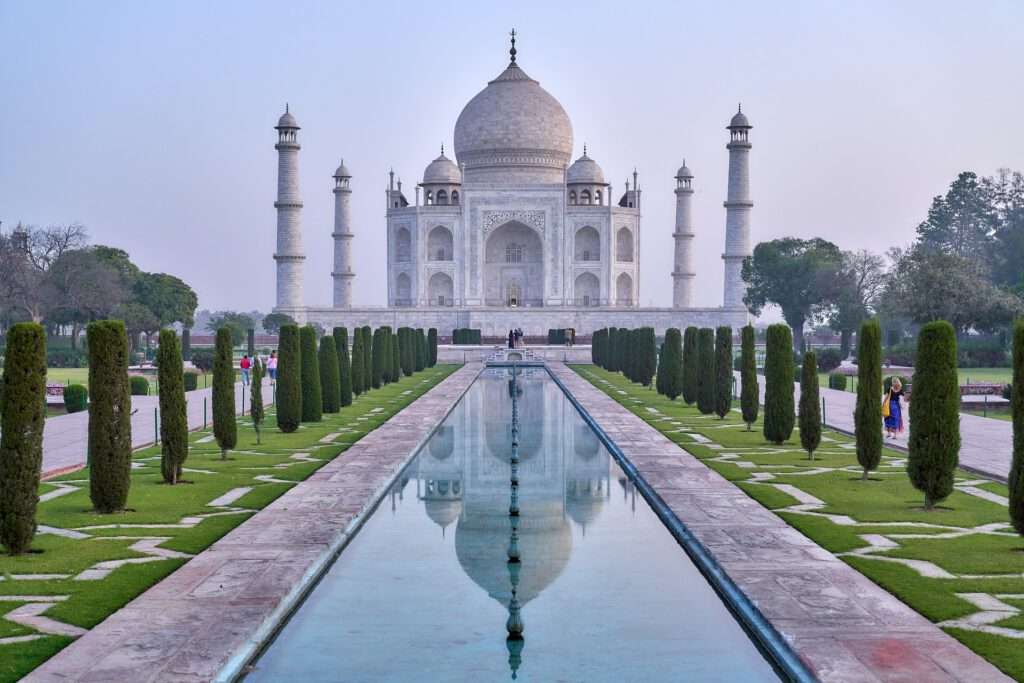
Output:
[{"xmin": 246, "ymin": 368, "xmax": 778, "ymax": 681}]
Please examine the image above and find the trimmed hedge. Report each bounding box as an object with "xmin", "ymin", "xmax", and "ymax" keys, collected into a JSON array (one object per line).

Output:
[
  {"xmin": 64, "ymin": 384, "xmax": 88, "ymax": 413},
  {"xmin": 275, "ymin": 325, "xmax": 302, "ymax": 432},
  {"xmin": 157, "ymin": 329, "xmax": 188, "ymax": 484},
  {"xmin": 740, "ymin": 325, "xmax": 759, "ymax": 430},
  {"xmin": 190, "ymin": 349, "xmax": 214, "ymax": 372},
  {"xmin": 763, "ymin": 324, "xmax": 795, "ymax": 444},
  {"xmin": 428, "ymin": 328, "xmax": 438, "ymax": 367},
  {"xmin": 799, "ymin": 351, "xmax": 822, "ymax": 460},
  {"xmin": 300, "ymin": 325, "xmax": 323, "ymax": 422},
  {"xmin": 907, "ymin": 321, "xmax": 959, "ymax": 509},
  {"xmin": 682, "ymin": 327, "xmax": 698, "ymax": 406},
  {"xmin": 0, "ymin": 323, "xmax": 46, "ymax": 553},
  {"xmin": 828, "ymin": 372, "xmax": 848, "ymax": 390},
  {"xmin": 319, "ymin": 335, "xmax": 340, "ymax": 413},
  {"xmin": 87, "ymin": 320, "xmax": 132, "ymax": 513},
  {"xmin": 130, "ymin": 375, "xmax": 150, "ymax": 396},
  {"xmin": 855, "ymin": 319, "xmax": 882, "ymax": 479},
  {"xmin": 184, "ymin": 372, "xmax": 199, "ymax": 392},
  {"xmin": 452, "ymin": 328, "xmax": 482, "ymax": 345},
  {"xmin": 212, "ymin": 327, "xmax": 237, "ymax": 458},
  {"xmin": 715, "ymin": 327, "xmax": 733, "ymax": 419},
  {"xmin": 696, "ymin": 328, "xmax": 716, "ymax": 415},
  {"xmin": 1011, "ymin": 320, "xmax": 1024, "ymax": 534}
]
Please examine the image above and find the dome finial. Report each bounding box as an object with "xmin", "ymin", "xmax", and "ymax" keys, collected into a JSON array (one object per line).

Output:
[
  {"xmin": 441, "ymin": 143, "xmax": 444, "ymax": 156},
  {"xmin": 583, "ymin": 143, "xmax": 587, "ymax": 156},
  {"xmin": 738, "ymin": 102, "xmax": 742, "ymax": 113},
  {"xmin": 286, "ymin": 102, "xmax": 289, "ymax": 113},
  {"xmin": 509, "ymin": 28, "xmax": 517, "ymax": 64}
]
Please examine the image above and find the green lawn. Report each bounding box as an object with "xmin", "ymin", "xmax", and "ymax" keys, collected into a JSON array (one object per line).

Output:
[
  {"xmin": 818, "ymin": 367, "xmax": 1012, "ymax": 391},
  {"xmin": 0, "ymin": 364, "xmax": 458, "ymax": 682},
  {"xmin": 44, "ymin": 370, "xmax": 236, "ymax": 393},
  {"xmin": 574, "ymin": 365, "xmax": 1023, "ymax": 681}
]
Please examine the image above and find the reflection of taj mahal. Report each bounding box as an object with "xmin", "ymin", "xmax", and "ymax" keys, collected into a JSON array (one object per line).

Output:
[{"xmin": 273, "ymin": 35, "xmax": 752, "ymax": 335}]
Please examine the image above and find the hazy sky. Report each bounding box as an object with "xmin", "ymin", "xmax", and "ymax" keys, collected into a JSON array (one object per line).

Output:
[{"xmin": 2, "ymin": 1, "xmax": 1022, "ymax": 313}]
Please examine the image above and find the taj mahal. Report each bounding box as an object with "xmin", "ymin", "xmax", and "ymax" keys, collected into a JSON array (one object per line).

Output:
[{"xmin": 272, "ymin": 35, "xmax": 753, "ymax": 336}]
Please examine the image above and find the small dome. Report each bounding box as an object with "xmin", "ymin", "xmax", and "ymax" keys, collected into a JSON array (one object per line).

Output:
[
  {"xmin": 276, "ymin": 106, "xmax": 299, "ymax": 129},
  {"xmin": 675, "ymin": 161, "xmax": 693, "ymax": 179},
  {"xmin": 728, "ymin": 106, "xmax": 751, "ymax": 129},
  {"xmin": 333, "ymin": 159, "xmax": 351, "ymax": 178},
  {"xmin": 423, "ymin": 151, "xmax": 461, "ymax": 184},
  {"xmin": 566, "ymin": 151, "xmax": 605, "ymax": 185}
]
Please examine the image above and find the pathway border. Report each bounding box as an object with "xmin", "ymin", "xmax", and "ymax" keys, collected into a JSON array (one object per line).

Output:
[
  {"xmin": 24, "ymin": 363, "xmax": 481, "ymax": 683},
  {"xmin": 554, "ymin": 363, "xmax": 1009, "ymax": 683}
]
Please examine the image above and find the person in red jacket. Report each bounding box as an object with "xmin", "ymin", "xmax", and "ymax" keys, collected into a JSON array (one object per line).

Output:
[{"xmin": 240, "ymin": 354, "xmax": 251, "ymax": 386}]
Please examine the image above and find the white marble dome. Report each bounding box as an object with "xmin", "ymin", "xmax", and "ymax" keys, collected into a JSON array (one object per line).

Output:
[
  {"xmin": 453, "ymin": 62, "xmax": 573, "ymax": 181},
  {"xmin": 422, "ymin": 151, "xmax": 461, "ymax": 184},
  {"xmin": 566, "ymin": 151, "xmax": 605, "ymax": 185}
]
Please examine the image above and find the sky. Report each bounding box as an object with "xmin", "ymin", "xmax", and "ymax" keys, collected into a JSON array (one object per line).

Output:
[{"xmin": 2, "ymin": 1, "xmax": 1022, "ymax": 314}]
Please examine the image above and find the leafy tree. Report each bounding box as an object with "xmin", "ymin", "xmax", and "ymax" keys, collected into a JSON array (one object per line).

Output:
[
  {"xmin": 1010, "ymin": 320, "xmax": 1024, "ymax": 534},
  {"xmin": 696, "ymin": 328, "xmax": 716, "ymax": 414},
  {"xmin": 276, "ymin": 325, "xmax": 302, "ymax": 432},
  {"xmin": 763, "ymin": 324, "xmax": 795, "ymax": 444},
  {"xmin": 335, "ymin": 327, "xmax": 353, "ymax": 407},
  {"xmin": 263, "ymin": 312, "xmax": 295, "ymax": 335},
  {"xmin": 855, "ymin": 319, "xmax": 883, "ymax": 479},
  {"xmin": 742, "ymin": 237, "xmax": 844, "ymax": 352},
  {"xmin": 87, "ymin": 320, "xmax": 132, "ymax": 512},
  {"xmin": 682, "ymin": 327, "xmax": 699, "ymax": 405},
  {"xmin": 45, "ymin": 248, "xmax": 126, "ymax": 346},
  {"xmin": 916, "ymin": 171, "xmax": 997, "ymax": 262},
  {"xmin": 206, "ymin": 311, "xmax": 254, "ymax": 348},
  {"xmin": 300, "ymin": 325, "xmax": 322, "ymax": 422},
  {"xmin": 714, "ymin": 326, "xmax": 733, "ymax": 419},
  {"xmin": 351, "ymin": 327, "xmax": 366, "ymax": 395},
  {"xmin": 251, "ymin": 357, "xmax": 264, "ymax": 444},
  {"xmin": 798, "ymin": 351, "xmax": 822, "ymax": 460},
  {"xmin": 828, "ymin": 250, "xmax": 887, "ymax": 357},
  {"xmin": 133, "ymin": 272, "xmax": 198, "ymax": 329},
  {"xmin": 428, "ymin": 328, "xmax": 438, "ymax": 367},
  {"xmin": 319, "ymin": 335, "xmax": 340, "ymax": 413},
  {"xmin": 0, "ymin": 323, "xmax": 46, "ymax": 553},
  {"xmin": 740, "ymin": 324, "xmax": 759, "ymax": 430},
  {"xmin": 212, "ymin": 327, "xmax": 237, "ymax": 459},
  {"xmin": 990, "ymin": 170, "xmax": 1024, "ymax": 290},
  {"xmin": 660, "ymin": 328, "xmax": 683, "ymax": 400},
  {"xmin": 182, "ymin": 328, "xmax": 192, "ymax": 361},
  {"xmin": 157, "ymin": 329, "xmax": 187, "ymax": 484},
  {"xmin": 907, "ymin": 321, "xmax": 959, "ymax": 510},
  {"xmin": 117, "ymin": 301, "xmax": 160, "ymax": 352},
  {"xmin": 0, "ymin": 223, "xmax": 87, "ymax": 323}
]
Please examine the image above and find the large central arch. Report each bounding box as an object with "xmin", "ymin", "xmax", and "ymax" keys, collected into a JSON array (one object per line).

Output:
[{"xmin": 483, "ymin": 221, "xmax": 544, "ymax": 306}]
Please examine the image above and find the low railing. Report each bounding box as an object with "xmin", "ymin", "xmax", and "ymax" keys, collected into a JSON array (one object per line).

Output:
[{"xmin": 483, "ymin": 299, "xmax": 545, "ymax": 308}]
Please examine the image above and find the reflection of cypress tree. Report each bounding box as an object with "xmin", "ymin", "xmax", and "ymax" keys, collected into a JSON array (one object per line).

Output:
[
  {"xmin": 696, "ymin": 328, "xmax": 715, "ymax": 414},
  {"xmin": 908, "ymin": 321, "xmax": 959, "ymax": 510},
  {"xmin": 682, "ymin": 326, "xmax": 698, "ymax": 405},
  {"xmin": 714, "ymin": 326, "xmax": 733, "ymax": 419},
  {"xmin": 275, "ymin": 325, "xmax": 302, "ymax": 432}
]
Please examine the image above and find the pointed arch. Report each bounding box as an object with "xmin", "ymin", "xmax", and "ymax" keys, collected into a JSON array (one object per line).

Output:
[
  {"xmin": 615, "ymin": 272, "xmax": 633, "ymax": 306},
  {"xmin": 616, "ymin": 227, "xmax": 634, "ymax": 262}
]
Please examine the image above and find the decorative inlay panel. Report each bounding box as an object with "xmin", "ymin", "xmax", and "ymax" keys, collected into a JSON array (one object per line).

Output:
[{"xmin": 481, "ymin": 210, "xmax": 546, "ymax": 238}]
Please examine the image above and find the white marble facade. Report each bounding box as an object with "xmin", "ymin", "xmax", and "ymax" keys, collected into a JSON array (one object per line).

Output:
[{"xmin": 273, "ymin": 38, "xmax": 753, "ymax": 336}]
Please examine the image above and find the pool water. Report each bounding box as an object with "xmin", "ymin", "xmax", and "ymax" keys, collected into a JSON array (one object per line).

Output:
[{"xmin": 246, "ymin": 368, "xmax": 778, "ymax": 682}]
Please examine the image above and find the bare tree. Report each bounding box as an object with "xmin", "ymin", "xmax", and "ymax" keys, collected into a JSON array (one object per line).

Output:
[{"xmin": 0, "ymin": 223, "xmax": 89, "ymax": 323}]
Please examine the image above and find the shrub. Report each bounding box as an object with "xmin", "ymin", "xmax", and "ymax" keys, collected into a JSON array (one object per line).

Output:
[
  {"xmin": 661, "ymin": 328, "xmax": 683, "ymax": 400},
  {"xmin": 682, "ymin": 327, "xmax": 699, "ymax": 405},
  {"xmin": 816, "ymin": 347, "xmax": 843, "ymax": 372},
  {"xmin": 740, "ymin": 325, "xmax": 758, "ymax": 430},
  {"xmin": 276, "ymin": 325, "xmax": 301, "ymax": 432},
  {"xmin": 184, "ymin": 371, "xmax": 199, "ymax": 392},
  {"xmin": 64, "ymin": 384, "xmax": 88, "ymax": 413},
  {"xmin": 371, "ymin": 328, "xmax": 386, "ymax": 389},
  {"xmin": 855, "ymin": 319, "xmax": 883, "ymax": 480},
  {"xmin": 47, "ymin": 347, "xmax": 87, "ymax": 368},
  {"xmin": 319, "ymin": 335, "xmax": 340, "ymax": 413},
  {"xmin": 715, "ymin": 327, "xmax": 733, "ymax": 419},
  {"xmin": 452, "ymin": 328, "xmax": 482, "ymax": 345},
  {"xmin": 351, "ymin": 328, "xmax": 365, "ymax": 396},
  {"xmin": 828, "ymin": 373, "xmax": 847, "ymax": 390},
  {"xmin": 251, "ymin": 356, "xmax": 265, "ymax": 444},
  {"xmin": 129, "ymin": 375, "xmax": 150, "ymax": 396},
  {"xmin": 763, "ymin": 324, "xmax": 795, "ymax": 444},
  {"xmin": 1011, "ymin": 320, "xmax": 1024, "ymax": 534},
  {"xmin": 696, "ymin": 328, "xmax": 716, "ymax": 414},
  {"xmin": 191, "ymin": 349, "xmax": 215, "ymax": 372},
  {"xmin": 336, "ymin": 328, "xmax": 353, "ymax": 407},
  {"xmin": 157, "ymin": 329, "xmax": 188, "ymax": 484},
  {"xmin": 87, "ymin": 320, "xmax": 131, "ymax": 513},
  {"xmin": 300, "ymin": 326, "xmax": 322, "ymax": 422},
  {"xmin": 213, "ymin": 327, "xmax": 237, "ymax": 459},
  {"xmin": 907, "ymin": 321, "xmax": 959, "ymax": 509},
  {"xmin": 799, "ymin": 352, "xmax": 822, "ymax": 460},
  {"xmin": 0, "ymin": 323, "xmax": 46, "ymax": 553}
]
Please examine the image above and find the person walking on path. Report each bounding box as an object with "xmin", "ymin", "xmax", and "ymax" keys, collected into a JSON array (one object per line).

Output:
[
  {"xmin": 267, "ymin": 351, "xmax": 278, "ymax": 383},
  {"xmin": 508, "ymin": 329, "xmax": 515, "ymax": 349},
  {"xmin": 240, "ymin": 354, "xmax": 251, "ymax": 386},
  {"xmin": 883, "ymin": 377, "xmax": 905, "ymax": 438}
]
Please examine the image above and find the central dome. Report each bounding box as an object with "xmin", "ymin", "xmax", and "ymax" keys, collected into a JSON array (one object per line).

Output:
[{"xmin": 453, "ymin": 61, "xmax": 573, "ymax": 183}]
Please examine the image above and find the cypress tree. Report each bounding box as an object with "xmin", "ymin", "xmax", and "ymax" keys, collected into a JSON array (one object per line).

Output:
[
  {"xmin": 276, "ymin": 325, "xmax": 302, "ymax": 432},
  {"xmin": 1010, "ymin": 320, "xmax": 1024, "ymax": 534},
  {"xmin": 415, "ymin": 329, "xmax": 427, "ymax": 372},
  {"xmin": 855, "ymin": 319, "xmax": 883, "ymax": 479},
  {"xmin": 334, "ymin": 327, "xmax": 352, "ymax": 407},
  {"xmin": 182, "ymin": 327, "xmax": 192, "ymax": 361},
  {"xmin": 390, "ymin": 331, "xmax": 401, "ymax": 382},
  {"xmin": 740, "ymin": 324, "xmax": 759, "ymax": 430},
  {"xmin": 907, "ymin": 320, "xmax": 959, "ymax": 510},
  {"xmin": 251, "ymin": 357, "xmax": 264, "ymax": 444},
  {"xmin": 656, "ymin": 342, "xmax": 666, "ymax": 395},
  {"xmin": 696, "ymin": 328, "xmax": 716, "ymax": 414},
  {"xmin": 799, "ymin": 351, "xmax": 822, "ymax": 460},
  {"xmin": 682, "ymin": 326, "xmax": 699, "ymax": 405},
  {"xmin": 361, "ymin": 326, "xmax": 373, "ymax": 390},
  {"xmin": 763, "ymin": 324, "xmax": 795, "ymax": 444},
  {"xmin": 300, "ymin": 325, "xmax": 322, "ymax": 422},
  {"xmin": 371, "ymin": 328, "xmax": 386, "ymax": 388},
  {"xmin": 212, "ymin": 327, "xmax": 237, "ymax": 460},
  {"xmin": 662, "ymin": 328, "xmax": 684, "ymax": 400},
  {"xmin": 157, "ymin": 329, "xmax": 188, "ymax": 484},
  {"xmin": 428, "ymin": 328, "xmax": 438, "ymax": 367},
  {"xmin": 380, "ymin": 327, "xmax": 392, "ymax": 384},
  {"xmin": 592, "ymin": 328, "xmax": 603, "ymax": 367},
  {"xmin": 714, "ymin": 326, "xmax": 733, "ymax": 419},
  {"xmin": 0, "ymin": 323, "xmax": 46, "ymax": 553},
  {"xmin": 606, "ymin": 327, "xmax": 618, "ymax": 372},
  {"xmin": 641, "ymin": 328, "xmax": 657, "ymax": 387},
  {"xmin": 400, "ymin": 327, "xmax": 415, "ymax": 376},
  {"xmin": 319, "ymin": 335, "xmax": 341, "ymax": 413},
  {"xmin": 351, "ymin": 328, "xmax": 365, "ymax": 396},
  {"xmin": 87, "ymin": 320, "xmax": 132, "ymax": 512}
]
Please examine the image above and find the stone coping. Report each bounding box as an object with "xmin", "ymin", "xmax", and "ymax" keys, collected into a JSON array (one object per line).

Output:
[
  {"xmin": 24, "ymin": 363, "xmax": 482, "ymax": 683},
  {"xmin": 551, "ymin": 363, "xmax": 1009, "ymax": 683}
]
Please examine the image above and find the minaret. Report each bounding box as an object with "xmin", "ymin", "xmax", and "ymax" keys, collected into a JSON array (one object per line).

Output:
[
  {"xmin": 722, "ymin": 105, "xmax": 753, "ymax": 309},
  {"xmin": 332, "ymin": 159, "xmax": 354, "ymax": 307},
  {"xmin": 273, "ymin": 105, "xmax": 304, "ymax": 310},
  {"xmin": 672, "ymin": 161, "xmax": 695, "ymax": 308}
]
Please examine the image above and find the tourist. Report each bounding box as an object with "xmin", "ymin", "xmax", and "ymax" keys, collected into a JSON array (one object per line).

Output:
[
  {"xmin": 240, "ymin": 354, "xmax": 251, "ymax": 386},
  {"xmin": 267, "ymin": 350, "xmax": 278, "ymax": 382},
  {"xmin": 508, "ymin": 329, "xmax": 514, "ymax": 349},
  {"xmin": 883, "ymin": 377, "xmax": 905, "ymax": 438}
]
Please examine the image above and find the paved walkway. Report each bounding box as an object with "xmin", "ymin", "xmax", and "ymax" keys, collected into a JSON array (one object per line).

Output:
[
  {"xmin": 557, "ymin": 363, "xmax": 1008, "ymax": 682},
  {"xmin": 40, "ymin": 379, "xmax": 275, "ymax": 478},
  {"xmin": 737, "ymin": 372, "xmax": 1014, "ymax": 482},
  {"xmin": 24, "ymin": 363, "xmax": 481, "ymax": 683}
]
